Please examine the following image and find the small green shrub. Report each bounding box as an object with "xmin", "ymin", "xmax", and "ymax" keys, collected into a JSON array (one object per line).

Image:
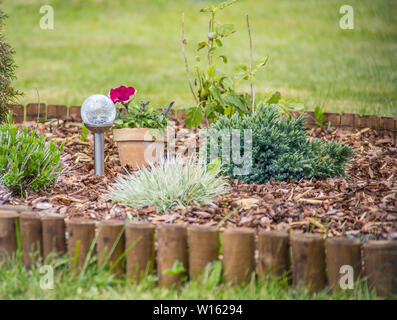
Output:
[
  {"xmin": 205, "ymin": 105, "xmax": 355, "ymax": 184},
  {"xmin": 182, "ymin": 0, "xmax": 304, "ymax": 127},
  {"xmin": 113, "ymin": 100, "xmax": 172, "ymax": 132},
  {"xmin": 105, "ymin": 156, "xmax": 228, "ymax": 212},
  {"xmin": 0, "ymin": 10, "xmax": 21, "ymax": 122},
  {"xmin": 0, "ymin": 116, "xmax": 63, "ymax": 195}
]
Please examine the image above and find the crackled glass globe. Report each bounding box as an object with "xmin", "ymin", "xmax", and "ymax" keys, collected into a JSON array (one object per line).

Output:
[{"xmin": 81, "ymin": 94, "xmax": 116, "ymax": 127}]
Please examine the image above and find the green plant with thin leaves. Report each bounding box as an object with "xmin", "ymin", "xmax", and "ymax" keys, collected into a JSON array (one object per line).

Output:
[
  {"xmin": 105, "ymin": 156, "xmax": 228, "ymax": 212},
  {"xmin": 81, "ymin": 123, "xmax": 89, "ymax": 142},
  {"xmin": 0, "ymin": 112, "xmax": 63, "ymax": 196},
  {"xmin": 314, "ymin": 105, "xmax": 325, "ymax": 128}
]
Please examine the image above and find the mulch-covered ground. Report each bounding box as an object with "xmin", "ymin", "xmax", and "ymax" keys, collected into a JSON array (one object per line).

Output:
[{"xmin": 1, "ymin": 115, "xmax": 396, "ymax": 240}]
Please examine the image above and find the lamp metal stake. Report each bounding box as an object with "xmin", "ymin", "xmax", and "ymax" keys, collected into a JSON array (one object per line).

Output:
[{"xmin": 94, "ymin": 132, "xmax": 105, "ymax": 175}]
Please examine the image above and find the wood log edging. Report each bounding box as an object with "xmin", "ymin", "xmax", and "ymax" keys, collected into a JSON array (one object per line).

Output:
[{"xmin": 0, "ymin": 208, "xmax": 396, "ymax": 297}]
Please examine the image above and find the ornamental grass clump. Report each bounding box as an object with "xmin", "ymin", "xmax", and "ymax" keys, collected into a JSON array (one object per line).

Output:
[
  {"xmin": 105, "ymin": 156, "xmax": 228, "ymax": 212},
  {"xmin": 205, "ymin": 105, "xmax": 355, "ymax": 184},
  {"xmin": 0, "ymin": 115, "xmax": 63, "ymax": 195}
]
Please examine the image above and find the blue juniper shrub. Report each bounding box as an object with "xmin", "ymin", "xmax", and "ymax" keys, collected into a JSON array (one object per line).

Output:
[{"xmin": 205, "ymin": 105, "xmax": 355, "ymax": 184}]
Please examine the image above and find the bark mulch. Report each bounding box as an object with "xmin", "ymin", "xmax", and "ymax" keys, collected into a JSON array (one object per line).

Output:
[{"xmin": 1, "ymin": 116, "xmax": 396, "ymax": 240}]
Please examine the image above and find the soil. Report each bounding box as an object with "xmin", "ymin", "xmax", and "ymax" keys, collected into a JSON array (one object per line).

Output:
[{"xmin": 1, "ymin": 115, "xmax": 396, "ymax": 240}]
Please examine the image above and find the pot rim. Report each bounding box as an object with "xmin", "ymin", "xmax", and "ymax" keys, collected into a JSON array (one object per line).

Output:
[{"xmin": 113, "ymin": 127, "xmax": 166, "ymax": 142}]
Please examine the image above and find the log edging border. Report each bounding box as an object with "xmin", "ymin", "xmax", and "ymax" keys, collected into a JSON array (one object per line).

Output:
[{"xmin": 0, "ymin": 208, "xmax": 396, "ymax": 297}]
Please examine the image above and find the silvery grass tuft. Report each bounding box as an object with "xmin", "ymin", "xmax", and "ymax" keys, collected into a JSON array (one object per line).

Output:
[{"xmin": 105, "ymin": 156, "xmax": 228, "ymax": 212}]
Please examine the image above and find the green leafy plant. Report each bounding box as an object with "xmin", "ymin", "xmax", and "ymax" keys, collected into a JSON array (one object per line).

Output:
[
  {"xmin": 181, "ymin": 1, "xmax": 304, "ymax": 127},
  {"xmin": 205, "ymin": 105, "xmax": 355, "ymax": 184},
  {"xmin": 109, "ymin": 85, "xmax": 174, "ymax": 135},
  {"xmin": 314, "ymin": 105, "xmax": 325, "ymax": 128},
  {"xmin": 259, "ymin": 90, "xmax": 304, "ymax": 118},
  {"xmin": 81, "ymin": 123, "xmax": 89, "ymax": 142},
  {"xmin": 0, "ymin": 10, "xmax": 21, "ymax": 123},
  {"xmin": 0, "ymin": 113, "xmax": 63, "ymax": 196},
  {"xmin": 164, "ymin": 261, "xmax": 186, "ymax": 277},
  {"xmin": 113, "ymin": 101, "xmax": 173, "ymax": 135},
  {"xmin": 105, "ymin": 156, "xmax": 228, "ymax": 212},
  {"xmin": 182, "ymin": 0, "xmax": 264, "ymax": 128}
]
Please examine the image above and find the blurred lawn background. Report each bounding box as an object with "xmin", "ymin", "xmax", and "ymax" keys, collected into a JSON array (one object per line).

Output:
[{"xmin": 3, "ymin": 0, "xmax": 397, "ymax": 116}]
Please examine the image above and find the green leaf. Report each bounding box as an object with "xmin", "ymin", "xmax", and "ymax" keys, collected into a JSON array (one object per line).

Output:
[
  {"xmin": 219, "ymin": 55, "xmax": 227, "ymax": 63},
  {"xmin": 314, "ymin": 106, "xmax": 324, "ymax": 127},
  {"xmin": 207, "ymin": 65, "xmax": 216, "ymax": 78},
  {"xmin": 186, "ymin": 107, "xmax": 203, "ymax": 128},
  {"xmin": 266, "ymin": 91, "xmax": 281, "ymax": 104},
  {"xmin": 236, "ymin": 64, "xmax": 248, "ymax": 72},
  {"xmin": 215, "ymin": 39, "xmax": 223, "ymax": 47},
  {"xmin": 284, "ymin": 98, "xmax": 304, "ymax": 111},
  {"xmin": 208, "ymin": 32, "xmax": 218, "ymax": 40},
  {"xmin": 197, "ymin": 41, "xmax": 207, "ymax": 51},
  {"xmin": 163, "ymin": 261, "xmax": 185, "ymax": 275},
  {"xmin": 149, "ymin": 128, "xmax": 158, "ymax": 139},
  {"xmin": 215, "ymin": 23, "xmax": 236, "ymax": 37},
  {"xmin": 218, "ymin": 0, "xmax": 237, "ymax": 10},
  {"xmin": 205, "ymin": 103, "xmax": 217, "ymax": 119},
  {"xmin": 200, "ymin": 6, "xmax": 213, "ymax": 13},
  {"xmin": 209, "ymin": 86, "xmax": 223, "ymax": 104},
  {"xmin": 81, "ymin": 123, "xmax": 89, "ymax": 142},
  {"xmin": 223, "ymin": 93, "xmax": 246, "ymax": 111},
  {"xmin": 255, "ymin": 56, "xmax": 269, "ymax": 70},
  {"xmin": 224, "ymin": 105, "xmax": 233, "ymax": 117},
  {"xmin": 207, "ymin": 157, "xmax": 221, "ymax": 174}
]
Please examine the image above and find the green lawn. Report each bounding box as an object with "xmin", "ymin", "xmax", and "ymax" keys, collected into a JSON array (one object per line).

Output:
[
  {"xmin": 3, "ymin": 0, "xmax": 397, "ymax": 116},
  {"xmin": 0, "ymin": 254, "xmax": 380, "ymax": 300}
]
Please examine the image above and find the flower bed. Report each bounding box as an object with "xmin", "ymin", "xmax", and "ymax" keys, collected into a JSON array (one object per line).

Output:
[{"xmin": 1, "ymin": 112, "xmax": 396, "ymax": 241}]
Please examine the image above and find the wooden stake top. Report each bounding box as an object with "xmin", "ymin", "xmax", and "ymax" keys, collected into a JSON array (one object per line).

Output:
[
  {"xmin": 66, "ymin": 219, "xmax": 96, "ymax": 226},
  {"xmin": 126, "ymin": 222, "xmax": 155, "ymax": 229},
  {"xmin": 327, "ymin": 237, "xmax": 361, "ymax": 245},
  {"xmin": 364, "ymin": 240, "xmax": 397, "ymax": 249},
  {"xmin": 223, "ymin": 227, "xmax": 254, "ymax": 235},
  {"xmin": 188, "ymin": 225, "xmax": 218, "ymax": 233},
  {"xmin": 19, "ymin": 212, "xmax": 41, "ymax": 219},
  {"xmin": 0, "ymin": 211, "xmax": 19, "ymax": 218},
  {"xmin": 41, "ymin": 214, "xmax": 65, "ymax": 221},
  {"xmin": 258, "ymin": 230, "xmax": 289, "ymax": 238},
  {"xmin": 291, "ymin": 233, "xmax": 324, "ymax": 242},
  {"xmin": 157, "ymin": 224, "xmax": 187, "ymax": 231},
  {"xmin": 97, "ymin": 220, "xmax": 124, "ymax": 227}
]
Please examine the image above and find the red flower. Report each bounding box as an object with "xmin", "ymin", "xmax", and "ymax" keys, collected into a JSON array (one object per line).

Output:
[{"xmin": 109, "ymin": 86, "xmax": 136, "ymax": 104}]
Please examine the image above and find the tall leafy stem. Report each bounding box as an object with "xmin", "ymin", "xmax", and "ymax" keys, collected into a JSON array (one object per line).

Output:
[{"xmin": 181, "ymin": 0, "xmax": 269, "ymax": 128}]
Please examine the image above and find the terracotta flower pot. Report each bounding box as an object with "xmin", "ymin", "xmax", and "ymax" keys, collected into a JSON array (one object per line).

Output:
[{"xmin": 113, "ymin": 128, "xmax": 165, "ymax": 169}]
